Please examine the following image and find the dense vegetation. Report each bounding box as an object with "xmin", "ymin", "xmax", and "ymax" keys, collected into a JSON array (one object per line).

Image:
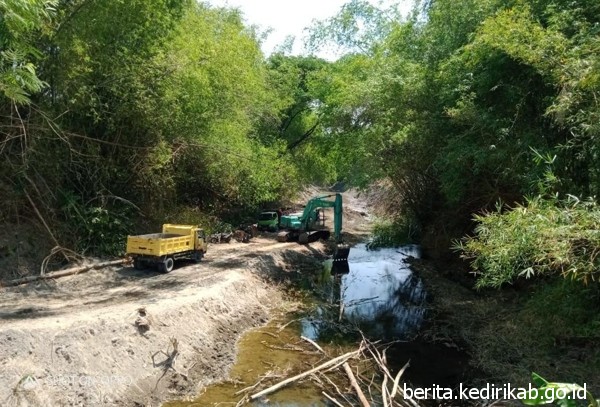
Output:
[
  {"xmin": 297, "ymin": 0, "xmax": 600, "ymax": 391},
  {"xmin": 1, "ymin": 0, "xmax": 303, "ymax": 257},
  {"xmin": 2, "ymin": 0, "xmax": 599, "ymax": 394},
  {"xmin": 299, "ymin": 0, "xmax": 600, "ymax": 285}
]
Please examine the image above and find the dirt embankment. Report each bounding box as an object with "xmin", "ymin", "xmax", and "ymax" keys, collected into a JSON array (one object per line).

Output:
[
  {"xmin": 0, "ymin": 190, "xmax": 371, "ymax": 407},
  {"xmin": 0, "ymin": 238, "xmax": 332, "ymax": 407}
]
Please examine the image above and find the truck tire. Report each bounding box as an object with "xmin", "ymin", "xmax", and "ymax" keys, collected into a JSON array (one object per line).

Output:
[
  {"xmin": 160, "ymin": 257, "xmax": 174, "ymax": 273},
  {"xmin": 133, "ymin": 258, "xmax": 146, "ymax": 270},
  {"xmin": 193, "ymin": 251, "xmax": 203, "ymax": 263}
]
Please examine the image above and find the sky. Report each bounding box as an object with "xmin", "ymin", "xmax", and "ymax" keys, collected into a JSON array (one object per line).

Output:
[{"xmin": 205, "ymin": 0, "xmax": 413, "ymax": 59}]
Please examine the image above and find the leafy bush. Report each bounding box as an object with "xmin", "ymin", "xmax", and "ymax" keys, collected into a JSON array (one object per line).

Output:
[
  {"xmin": 456, "ymin": 197, "xmax": 600, "ymax": 288},
  {"xmin": 367, "ymin": 217, "xmax": 418, "ymax": 249},
  {"xmin": 60, "ymin": 192, "xmax": 134, "ymax": 256},
  {"xmin": 523, "ymin": 373, "xmax": 599, "ymax": 407}
]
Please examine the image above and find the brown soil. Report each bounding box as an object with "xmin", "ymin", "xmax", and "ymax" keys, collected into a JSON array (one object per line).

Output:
[{"xmin": 0, "ymin": 190, "xmax": 370, "ymax": 407}]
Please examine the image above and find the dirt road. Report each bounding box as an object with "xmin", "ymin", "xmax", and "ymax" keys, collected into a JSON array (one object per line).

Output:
[
  {"xmin": 0, "ymin": 191, "xmax": 371, "ymax": 407},
  {"xmin": 0, "ymin": 237, "xmax": 331, "ymax": 406}
]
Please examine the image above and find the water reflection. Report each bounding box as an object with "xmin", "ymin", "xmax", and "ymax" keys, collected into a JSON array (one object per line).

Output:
[
  {"xmin": 167, "ymin": 244, "xmax": 430, "ymax": 407},
  {"xmin": 305, "ymin": 244, "xmax": 426, "ymax": 341}
]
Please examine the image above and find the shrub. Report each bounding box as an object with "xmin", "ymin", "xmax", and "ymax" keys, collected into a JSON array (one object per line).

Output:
[
  {"xmin": 456, "ymin": 196, "xmax": 600, "ymax": 288},
  {"xmin": 367, "ymin": 216, "xmax": 419, "ymax": 249}
]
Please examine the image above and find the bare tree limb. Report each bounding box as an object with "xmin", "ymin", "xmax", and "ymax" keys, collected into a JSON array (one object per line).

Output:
[
  {"xmin": 287, "ymin": 121, "xmax": 319, "ymax": 150},
  {"xmin": 322, "ymin": 391, "xmax": 346, "ymax": 407},
  {"xmin": 250, "ymin": 349, "xmax": 360, "ymax": 401},
  {"xmin": 301, "ymin": 335, "xmax": 326, "ymax": 354},
  {"xmin": 1, "ymin": 259, "xmax": 125, "ymax": 287},
  {"xmin": 343, "ymin": 362, "xmax": 370, "ymax": 407}
]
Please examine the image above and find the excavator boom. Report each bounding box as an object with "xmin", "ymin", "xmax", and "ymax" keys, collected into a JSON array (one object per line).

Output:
[
  {"xmin": 297, "ymin": 193, "xmax": 343, "ymax": 242},
  {"xmin": 278, "ymin": 193, "xmax": 349, "ymax": 273}
]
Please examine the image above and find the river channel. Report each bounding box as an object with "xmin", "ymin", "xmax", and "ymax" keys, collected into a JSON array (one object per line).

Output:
[{"xmin": 167, "ymin": 243, "xmax": 468, "ymax": 406}]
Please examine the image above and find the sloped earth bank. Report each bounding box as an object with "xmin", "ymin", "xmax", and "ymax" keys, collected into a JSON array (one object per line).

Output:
[
  {"xmin": 0, "ymin": 188, "xmax": 505, "ymax": 407},
  {"xmin": 0, "ymin": 191, "xmax": 371, "ymax": 407},
  {"xmin": 0, "ymin": 239, "xmax": 335, "ymax": 407}
]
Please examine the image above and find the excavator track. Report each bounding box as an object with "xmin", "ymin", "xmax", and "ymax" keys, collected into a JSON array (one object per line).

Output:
[{"xmin": 298, "ymin": 230, "xmax": 330, "ymax": 244}]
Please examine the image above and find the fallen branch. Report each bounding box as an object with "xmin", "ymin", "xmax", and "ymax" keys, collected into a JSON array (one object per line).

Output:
[
  {"xmin": 250, "ymin": 349, "xmax": 360, "ymax": 401},
  {"xmin": 390, "ymin": 360, "xmax": 410, "ymax": 399},
  {"xmin": 319, "ymin": 372, "xmax": 354, "ymax": 405},
  {"xmin": 260, "ymin": 341, "xmax": 307, "ymax": 352},
  {"xmin": 152, "ymin": 337, "xmax": 182, "ymax": 391},
  {"xmin": 1, "ymin": 259, "xmax": 125, "ymax": 287},
  {"xmin": 301, "ymin": 335, "xmax": 326, "ymax": 354},
  {"xmin": 257, "ymin": 331, "xmax": 278, "ymax": 338},
  {"xmin": 345, "ymin": 296, "xmax": 379, "ymax": 308},
  {"xmin": 322, "ymin": 391, "xmax": 345, "ymax": 407},
  {"xmin": 277, "ymin": 318, "xmax": 299, "ymax": 332},
  {"xmin": 364, "ymin": 340, "xmax": 419, "ymax": 407},
  {"xmin": 382, "ymin": 374, "xmax": 389, "ymax": 407},
  {"xmin": 234, "ymin": 373, "xmax": 270, "ymax": 396},
  {"xmin": 343, "ymin": 362, "xmax": 370, "ymax": 407},
  {"xmin": 40, "ymin": 246, "xmax": 82, "ymax": 275}
]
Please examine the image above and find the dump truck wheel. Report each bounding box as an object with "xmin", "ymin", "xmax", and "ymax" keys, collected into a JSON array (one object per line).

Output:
[
  {"xmin": 133, "ymin": 258, "xmax": 145, "ymax": 270},
  {"xmin": 193, "ymin": 251, "xmax": 203, "ymax": 263},
  {"xmin": 161, "ymin": 257, "xmax": 174, "ymax": 273}
]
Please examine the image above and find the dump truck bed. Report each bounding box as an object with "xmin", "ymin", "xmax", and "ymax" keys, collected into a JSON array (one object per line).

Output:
[{"xmin": 126, "ymin": 233, "xmax": 194, "ymax": 257}]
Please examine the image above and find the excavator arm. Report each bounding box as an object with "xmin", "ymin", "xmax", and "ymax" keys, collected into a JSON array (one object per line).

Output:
[
  {"xmin": 277, "ymin": 192, "xmax": 349, "ymax": 273},
  {"xmin": 299, "ymin": 193, "xmax": 349, "ymax": 274},
  {"xmin": 299, "ymin": 193, "xmax": 343, "ymax": 242}
]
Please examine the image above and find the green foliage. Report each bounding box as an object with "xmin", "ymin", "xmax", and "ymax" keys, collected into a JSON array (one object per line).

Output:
[
  {"xmin": 0, "ymin": 0, "xmax": 302, "ymax": 261},
  {"xmin": 302, "ymin": 0, "xmax": 600, "ymax": 270},
  {"xmin": 2, "ymin": 0, "xmax": 599, "ymax": 276},
  {"xmin": 457, "ymin": 197, "xmax": 600, "ymax": 288},
  {"xmin": 523, "ymin": 373, "xmax": 599, "ymax": 406},
  {"xmin": 60, "ymin": 191, "xmax": 134, "ymax": 256},
  {"xmin": 149, "ymin": 4, "xmax": 300, "ymax": 210},
  {"xmin": 307, "ymin": 0, "xmax": 399, "ymax": 55},
  {"xmin": 160, "ymin": 206, "xmax": 227, "ymax": 235},
  {"xmin": 0, "ymin": 0, "xmax": 56, "ymax": 103},
  {"xmin": 260, "ymin": 54, "xmax": 338, "ymax": 185},
  {"xmin": 367, "ymin": 217, "xmax": 418, "ymax": 249}
]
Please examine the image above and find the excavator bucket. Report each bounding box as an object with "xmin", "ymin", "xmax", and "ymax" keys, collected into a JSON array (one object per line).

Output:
[{"xmin": 331, "ymin": 245, "xmax": 350, "ymax": 275}]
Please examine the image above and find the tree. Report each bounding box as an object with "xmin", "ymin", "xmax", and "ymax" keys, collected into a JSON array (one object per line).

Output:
[{"xmin": 0, "ymin": 0, "xmax": 57, "ymax": 103}]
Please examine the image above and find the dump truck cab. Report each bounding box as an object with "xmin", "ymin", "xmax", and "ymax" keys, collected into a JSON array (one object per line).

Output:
[
  {"xmin": 162, "ymin": 224, "xmax": 207, "ymax": 253},
  {"xmin": 257, "ymin": 211, "xmax": 279, "ymax": 231}
]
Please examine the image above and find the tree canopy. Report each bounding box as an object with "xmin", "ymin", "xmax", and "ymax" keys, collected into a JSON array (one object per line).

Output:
[{"xmin": 1, "ymin": 0, "xmax": 599, "ymax": 288}]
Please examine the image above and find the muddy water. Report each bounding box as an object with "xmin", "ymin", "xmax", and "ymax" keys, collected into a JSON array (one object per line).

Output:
[
  {"xmin": 167, "ymin": 244, "xmax": 446, "ymax": 406},
  {"xmin": 164, "ymin": 316, "xmax": 340, "ymax": 406}
]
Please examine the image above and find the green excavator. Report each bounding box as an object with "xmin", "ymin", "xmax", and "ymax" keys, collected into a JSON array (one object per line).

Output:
[{"xmin": 277, "ymin": 193, "xmax": 350, "ymax": 273}]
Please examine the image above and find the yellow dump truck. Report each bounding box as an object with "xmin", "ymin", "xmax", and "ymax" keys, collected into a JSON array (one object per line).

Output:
[{"xmin": 126, "ymin": 224, "xmax": 207, "ymax": 272}]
